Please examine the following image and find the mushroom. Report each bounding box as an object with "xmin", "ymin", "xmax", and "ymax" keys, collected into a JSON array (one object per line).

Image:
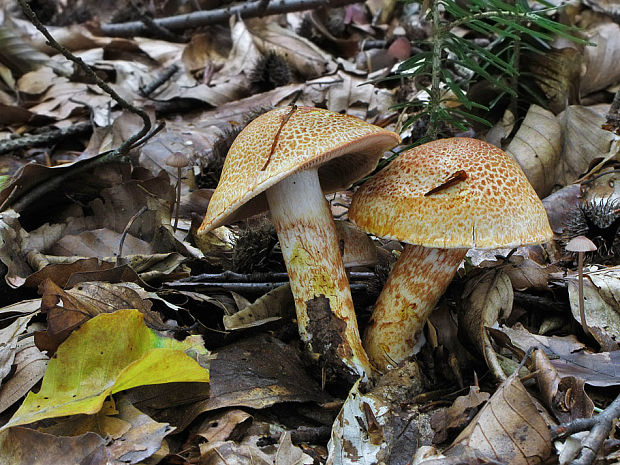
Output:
[
  {"xmin": 565, "ymin": 235, "xmax": 597, "ymax": 337},
  {"xmin": 166, "ymin": 151, "xmax": 190, "ymax": 232},
  {"xmin": 198, "ymin": 107, "xmax": 400, "ymax": 381},
  {"xmin": 349, "ymin": 137, "xmax": 553, "ymax": 371}
]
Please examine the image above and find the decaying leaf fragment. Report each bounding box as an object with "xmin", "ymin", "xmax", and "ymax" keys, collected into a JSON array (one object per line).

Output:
[
  {"xmin": 565, "ymin": 266, "xmax": 620, "ymax": 351},
  {"xmin": 445, "ymin": 370, "xmax": 552, "ymax": 465},
  {"xmin": 505, "ymin": 105, "xmax": 561, "ymax": 197},
  {"xmin": 534, "ymin": 349, "xmax": 594, "ymax": 423},
  {"xmin": 460, "ymin": 269, "xmax": 513, "ymax": 379},
  {"xmin": 327, "ymin": 361, "xmax": 426, "ymax": 465},
  {"xmin": 35, "ymin": 279, "xmax": 166, "ymax": 354}
]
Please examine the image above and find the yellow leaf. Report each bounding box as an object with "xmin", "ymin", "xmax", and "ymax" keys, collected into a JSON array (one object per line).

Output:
[{"xmin": 1, "ymin": 309, "xmax": 209, "ymax": 431}]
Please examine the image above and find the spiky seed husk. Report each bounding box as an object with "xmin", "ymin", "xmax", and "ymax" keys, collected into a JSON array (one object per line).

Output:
[
  {"xmin": 562, "ymin": 198, "xmax": 620, "ymax": 264},
  {"xmin": 249, "ymin": 51, "xmax": 292, "ymax": 93}
]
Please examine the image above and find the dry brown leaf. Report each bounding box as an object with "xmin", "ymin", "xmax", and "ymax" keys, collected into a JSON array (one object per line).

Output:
[
  {"xmin": 190, "ymin": 409, "xmax": 252, "ymax": 444},
  {"xmin": 0, "ymin": 210, "xmax": 33, "ymax": 288},
  {"xmin": 533, "ymin": 349, "xmax": 594, "ymax": 423},
  {"xmin": 446, "ymin": 370, "xmax": 552, "ymax": 465},
  {"xmin": 23, "ymin": 257, "xmax": 116, "ymax": 289},
  {"xmin": 0, "ymin": 314, "xmax": 33, "ymax": 382},
  {"xmin": 181, "ymin": 31, "xmax": 231, "ymax": 74},
  {"xmin": 38, "ymin": 398, "xmax": 129, "ymax": 439},
  {"xmin": 17, "ymin": 66, "xmax": 57, "ymax": 95},
  {"xmin": 35, "ymin": 279, "xmax": 164, "ymax": 354},
  {"xmin": 223, "ymin": 284, "xmax": 294, "ymax": 330},
  {"xmin": 461, "ymin": 270, "xmax": 513, "ymax": 348},
  {"xmin": 541, "ymin": 184, "xmax": 581, "ymax": 234},
  {"xmin": 106, "ymin": 396, "xmax": 174, "ymax": 464},
  {"xmin": 499, "ymin": 325, "xmax": 620, "ymax": 387},
  {"xmin": 0, "ymin": 336, "xmax": 47, "ymax": 416},
  {"xmin": 506, "ymin": 105, "xmax": 562, "ymax": 197},
  {"xmin": 461, "ymin": 269, "xmax": 514, "ymax": 380},
  {"xmin": 526, "ymin": 48, "xmax": 582, "ymax": 113},
  {"xmin": 186, "ymin": 335, "xmax": 330, "ymax": 415},
  {"xmin": 430, "ymin": 386, "xmax": 490, "ymax": 444},
  {"xmin": 556, "ymin": 105, "xmax": 620, "ymax": 185},
  {"xmin": 566, "ymin": 266, "xmax": 620, "ymax": 351},
  {"xmin": 580, "ymin": 22, "xmax": 620, "ymax": 95},
  {"xmin": 501, "ymin": 255, "xmax": 557, "ymax": 292},
  {"xmin": 0, "ymin": 427, "xmax": 108, "ymax": 465}
]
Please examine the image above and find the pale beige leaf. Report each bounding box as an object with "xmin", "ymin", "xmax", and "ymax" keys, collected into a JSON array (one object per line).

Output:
[
  {"xmin": 447, "ymin": 371, "xmax": 552, "ymax": 465},
  {"xmin": 462, "ymin": 270, "xmax": 514, "ymax": 379},
  {"xmin": 106, "ymin": 396, "xmax": 175, "ymax": 464},
  {"xmin": 566, "ymin": 266, "xmax": 620, "ymax": 351},
  {"xmin": 506, "ymin": 105, "xmax": 561, "ymax": 197},
  {"xmin": 0, "ymin": 337, "xmax": 48, "ymax": 415},
  {"xmin": 223, "ymin": 284, "xmax": 294, "ymax": 330},
  {"xmin": 193, "ymin": 410, "xmax": 252, "ymax": 444},
  {"xmin": 0, "ymin": 210, "xmax": 32, "ymax": 288},
  {"xmin": 0, "ymin": 314, "xmax": 33, "ymax": 381},
  {"xmin": 304, "ymin": 71, "xmax": 395, "ymax": 121},
  {"xmin": 556, "ymin": 105, "xmax": 620, "ymax": 185},
  {"xmin": 581, "ymin": 22, "xmax": 620, "ymax": 95}
]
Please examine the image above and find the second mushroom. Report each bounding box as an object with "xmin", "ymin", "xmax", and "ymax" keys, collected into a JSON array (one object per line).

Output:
[{"xmin": 349, "ymin": 137, "xmax": 553, "ymax": 371}]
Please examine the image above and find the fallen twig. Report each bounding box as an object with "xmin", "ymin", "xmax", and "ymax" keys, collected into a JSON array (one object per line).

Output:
[
  {"xmin": 174, "ymin": 270, "xmax": 376, "ymax": 283},
  {"xmin": 0, "ymin": 123, "xmax": 92, "ymax": 156},
  {"xmin": 166, "ymin": 280, "xmax": 369, "ymax": 293},
  {"xmin": 99, "ymin": 0, "xmax": 360, "ymax": 37},
  {"xmin": 140, "ymin": 64, "xmax": 179, "ymax": 97},
  {"xmin": 550, "ymin": 393, "xmax": 620, "ymax": 465}
]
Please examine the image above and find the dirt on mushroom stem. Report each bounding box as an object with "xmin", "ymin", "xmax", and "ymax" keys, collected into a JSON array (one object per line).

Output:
[{"xmin": 266, "ymin": 168, "xmax": 376, "ymax": 382}]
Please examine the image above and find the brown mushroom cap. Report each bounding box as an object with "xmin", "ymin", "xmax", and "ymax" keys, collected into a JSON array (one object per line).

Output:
[
  {"xmin": 565, "ymin": 235, "xmax": 597, "ymax": 252},
  {"xmin": 349, "ymin": 137, "xmax": 553, "ymax": 249},
  {"xmin": 166, "ymin": 152, "xmax": 190, "ymax": 168},
  {"xmin": 199, "ymin": 107, "xmax": 400, "ymax": 233}
]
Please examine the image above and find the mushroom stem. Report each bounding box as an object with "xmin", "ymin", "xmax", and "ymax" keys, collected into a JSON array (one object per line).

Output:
[
  {"xmin": 364, "ymin": 244, "xmax": 467, "ymax": 371},
  {"xmin": 576, "ymin": 251, "xmax": 590, "ymax": 337},
  {"xmin": 173, "ymin": 166, "xmax": 181, "ymax": 232},
  {"xmin": 266, "ymin": 168, "xmax": 375, "ymax": 382}
]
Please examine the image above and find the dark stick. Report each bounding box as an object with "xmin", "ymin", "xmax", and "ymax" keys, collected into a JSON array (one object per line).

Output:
[
  {"xmin": 140, "ymin": 65, "xmax": 179, "ymax": 97},
  {"xmin": 99, "ymin": 0, "xmax": 360, "ymax": 37},
  {"xmin": 166, "ymin": 281, "xmax": 369, "ymax": 293},
  {"xmin": 0, "ymin": 123, "xmax": 92, "ymax": 155},
  {"xmin": 17, "ymin": 0, "xmax": 151, "ymax": 155},
  {"xmin": 174, "ymin": 271, "xmax": 376, "ymax": 283}
]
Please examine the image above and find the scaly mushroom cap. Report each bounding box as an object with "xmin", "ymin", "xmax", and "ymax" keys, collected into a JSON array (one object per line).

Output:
[
  {"xmin": 350, "ymin": 137, "xmax": 553, "ymax": 249},
  {"xmin": 199, "ymin": 107, "xmax": 400, "ymax": 233}
]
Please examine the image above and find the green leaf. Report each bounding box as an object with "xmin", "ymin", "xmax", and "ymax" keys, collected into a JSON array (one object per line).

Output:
[{"xmin": 1, "ymin": 309, "xmax": 209, "ymax": 431}]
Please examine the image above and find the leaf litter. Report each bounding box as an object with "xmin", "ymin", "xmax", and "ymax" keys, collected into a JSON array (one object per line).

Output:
[{"xmin": 0, "ymin": 1, "xmax": 618, "ymax": 464}]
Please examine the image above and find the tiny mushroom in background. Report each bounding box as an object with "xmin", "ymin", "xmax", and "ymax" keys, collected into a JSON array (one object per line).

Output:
[
  {"xmin": 166, "ymin": 151, "xmax": 190, "ymax": 232},
  {"xmin": 349, "ymin": 137, "xmax": 553, "ymax": 371},
  {"xmin": 565, "ymin": 235, "xmax": 597, "ymax": 337},
  {"xmin": 198, "ymin": 106, "xmax": 400, "ymax": 382}
]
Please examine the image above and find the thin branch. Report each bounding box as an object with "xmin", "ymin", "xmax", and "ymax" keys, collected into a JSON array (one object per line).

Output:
[
  {"xmin": 99, "ymin": 0, "xmax": 360, "ymax": 37},
  {"xmin": 174, "ymin": 271, "xmax": 375, "ymax": 283},
  {"xmin": 550, "ymin": 393, "xmax": 620, "ymax": 465},
  {"xmin": 0, "ymin": 123, "xmax": 92, "ymax": 155},
  {"xmin": 17, "ymin": 0, "xmax": 151, "ymax": 155}
]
